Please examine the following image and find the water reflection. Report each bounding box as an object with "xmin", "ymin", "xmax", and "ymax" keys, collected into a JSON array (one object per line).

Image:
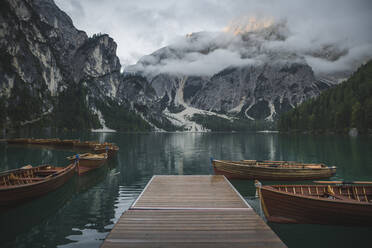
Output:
[
  {"xmin": 0, "ymin": 177, "xmax": 76, "ymax": 245},
  {"xmin": 0, "ymin": 132, "xmax": 371, "ymax": 247}
]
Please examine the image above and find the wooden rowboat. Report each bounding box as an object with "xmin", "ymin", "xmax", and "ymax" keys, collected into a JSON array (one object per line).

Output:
[
  {"xmin": 29, "ymin": 138, "xmax": 56, "ymax": 145},
  {"xmin": 211, "ymin": 159, "xmax": 336, "ymax": 180},
  {"xmin": 93, "ymin": 144, "xmax": 119, "ymax": 159},
  {"xmin": 6, "ymin": 138, "xmax": 31, "ymax": 144},
  {"xmin": 255, "ymin": 181, "xmax": 372, "ymax": 225},
  {"xmin": 46, "ymin": 138, "xmax": 61, "ymax": 145},
  {"xmin": 56, "ymin": 139, "xmax": 79, "ymax": 146},
  {"xmin": 74, "ymin": 141, "xmax": 99, "ymax": 149},
  {"xmin": 0, "ymin": 163, "xmax": 76, "ymax": 209},
  {"xmin": 67, "ymin": 153, "xmax": 107, "ymax": 175}
]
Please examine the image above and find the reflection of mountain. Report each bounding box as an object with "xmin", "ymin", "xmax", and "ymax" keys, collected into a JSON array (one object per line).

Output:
[
  {"xmin": 115, "ymin": 133, "xmax": 212, "ymax": 178},
  {"xmin": 275, "ymin": 135, "xmax": 372, "ymax": 181},
  {"xmin": 112, "ymin": 133, "xmax": 281, "ymax": 177},
  {"xmin": 111, "ymin": 132, "xmax": 372, "ymax": 183}
]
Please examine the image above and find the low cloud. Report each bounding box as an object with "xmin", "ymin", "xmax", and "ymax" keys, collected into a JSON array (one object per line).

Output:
[
  {"xmin": 136, "ymin": 48, "xmax": 257, "ymax": 76},
  {"xmin": 305, "ymin": 44, "xmax": 372, "ymax": 76},
  {"xmin": 55, "ymin": 0, "xmax": 372, "ymax": 76}
]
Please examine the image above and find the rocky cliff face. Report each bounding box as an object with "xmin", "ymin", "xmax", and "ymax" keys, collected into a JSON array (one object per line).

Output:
[
  {"xmin": 188, "ymin": 62, "xmax": 328, "ymax": 121},
  {"xmin": 0, "ymin": 0, "xmax": 149, "ymax": 131},
  {"xmin": 122, "ymin": 63, "xmax": 331, "ymax": 131}
]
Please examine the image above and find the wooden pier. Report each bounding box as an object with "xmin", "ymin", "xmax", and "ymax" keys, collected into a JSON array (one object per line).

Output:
[{"xmin": 101, "ymin": 175, "xmax": 286, "ymax": 248}]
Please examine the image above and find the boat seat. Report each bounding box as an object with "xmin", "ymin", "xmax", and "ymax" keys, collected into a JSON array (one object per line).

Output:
[
  {"xmin": 35, "ymin": 169, "xmax": 59, "ymax": 174},
  {"xmin": 11, "ymin": 177, "xmax": 44, "ymax": 181}
]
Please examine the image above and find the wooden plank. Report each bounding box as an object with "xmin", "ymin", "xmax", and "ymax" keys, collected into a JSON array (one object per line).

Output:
[
  {"xmin": 101, "ymin": 175, "xmax": 286, "ymax": 248},
  {"xmin": 131, "ymin": 175, "xmax": 249, "ymax": 209},
  {"xmin": 102, "ymin": 210, "xmax": 286, "ymax": 248}
]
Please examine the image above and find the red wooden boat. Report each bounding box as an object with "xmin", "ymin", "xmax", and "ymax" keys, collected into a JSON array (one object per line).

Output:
[
  {"xmin": 0, "ymin": 163, "xmax": 76, "ymax": 209},
  {"xmin": 255, "ymin": 181, "xmax": 372, "ymax": 225},
  {"xmin": 67, "ymin": 153, "xmax": 107, "ymax": 175},
  {"xmin": 212, "ymin": 159, "xmax": 336, "ymax": 180}
]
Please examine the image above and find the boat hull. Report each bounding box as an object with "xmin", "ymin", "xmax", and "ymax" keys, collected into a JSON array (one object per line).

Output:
[
  {"xmin": 67, "ymin": 153, "xmax": 107, "ymax": 175},
  {"xmin": 212, "ymin": 160, "xmax": 336, "ymax": 180},
  {"xmin": 67, "ymin": 157, "xmax": 106, "ymax": 175},
  {"xmin": 94, "ymin": 147, "xmax": 118, "ymax": 159},
  {"xmin": 74, "ymin": 141, "xmax": 99, "ymax": 149},
  {"xmin": 56, "ymin": 140, "xmax": 79, "ymax": 146},
  {"xmin": 0, "ymin": 164, "xmax": 76, "ymax": 209},
  {"xmin": 77, "ymin": 160, "xmax": 106, "ymax": 175},
  {"xmin": 258, "ymin": 185, "xmax": 372, "ymax": 225},
  {"xmin": 6, "ymin": 138, "xmax": 31, "ymax": 144}
]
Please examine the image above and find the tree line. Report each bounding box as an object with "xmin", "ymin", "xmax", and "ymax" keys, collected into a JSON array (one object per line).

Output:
[{"xmin": 278, "ymin": 60, "xmax": 372, "ymax": 134}]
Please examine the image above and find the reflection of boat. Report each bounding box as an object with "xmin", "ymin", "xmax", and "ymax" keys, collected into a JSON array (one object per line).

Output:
[
  {"xmin": 255, "ymin": 181, "xmax": 372, "ymax": 225},
  {"xmin": 93, "ymin": 144, "xmax": 119, "ymax": 159},
  {"xmin": 0, "ymin": 176, "xmax": 76, "ymax": 244},
  {"xmin": 6, "ymin": 138, "xmax": 31, "ymax": 144},
  {"xmin": 212, "ymin": 159, "xmax": 336, "ymax": 180},
  {"xmin": 77, "ymin": 165, "xmax": 108, "ymax": 193},
  {"xmin": 0, "ymin": 163, "xmax": 76, "ymax": 209},
  {"xmin": 67, "ymin": 153, "xmax": 107, "ymax": 175}
]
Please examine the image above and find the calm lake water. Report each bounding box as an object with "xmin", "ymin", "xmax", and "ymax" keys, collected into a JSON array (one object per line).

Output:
[{"xmin": 0, "ymin": 132, "xmax": 372, "ymax": 247}]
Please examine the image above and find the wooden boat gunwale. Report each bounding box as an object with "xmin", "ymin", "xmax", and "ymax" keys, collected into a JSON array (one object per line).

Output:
[
  {"xmin": 66, "ymin": 153, "xmax": 107, "ymax": 161},
  {"xmin": 93, "ymin": 145, "xmax": 119, "ymax": 154},
  {"xmin": 57, "ymin": 139, "xmax": 80, "ymax": 146},
  {"xmin": 213, "ymin": 159, "xmax": 336, "ymax": 170},
  {"xmin": 93, "ymin": 145, "xmax": 119, "ymax": 150},
  {"xmin": 258, "ymin": 184, "xmax": 372, "ymax": 206},
  {"xmin": 74, "ymin": 141, "xmax": 99, "ymax": 147}
]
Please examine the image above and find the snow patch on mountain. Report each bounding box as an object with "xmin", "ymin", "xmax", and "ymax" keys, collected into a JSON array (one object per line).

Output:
[
  {"xmin": 91, "ymin": 110, "xmax": 116, "ymax": 133},
  {"xmin": 163, "ymin": 106, "xmax": 237, "ymax": 132},
  {"xmin": 228, "ymin": 96, "xmax": 246, "ymax": 113},
  {"xmin": 265, "ymin": 101, "xmax": 276, "ymax": 122}
]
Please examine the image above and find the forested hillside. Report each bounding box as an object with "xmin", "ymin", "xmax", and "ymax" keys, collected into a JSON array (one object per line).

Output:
[{"xmin": 278, "ymin": 60, "xmax": 372, "ymax": 134}]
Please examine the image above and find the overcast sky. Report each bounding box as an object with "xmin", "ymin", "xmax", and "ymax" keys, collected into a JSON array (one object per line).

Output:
[{"xmin": 55, "ymin": 0, "xmax": 372, "ymax": 69}]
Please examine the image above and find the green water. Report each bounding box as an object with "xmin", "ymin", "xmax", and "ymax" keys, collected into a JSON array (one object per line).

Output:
[{"xmin": 0, "ymin": 132, "xmax": 371, "ymax": 247}]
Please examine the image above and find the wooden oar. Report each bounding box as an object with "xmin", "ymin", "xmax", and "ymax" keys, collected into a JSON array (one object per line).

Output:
[{"xmin": 314, "ymin": 180, "xmax": 372, "ymax": 185}]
